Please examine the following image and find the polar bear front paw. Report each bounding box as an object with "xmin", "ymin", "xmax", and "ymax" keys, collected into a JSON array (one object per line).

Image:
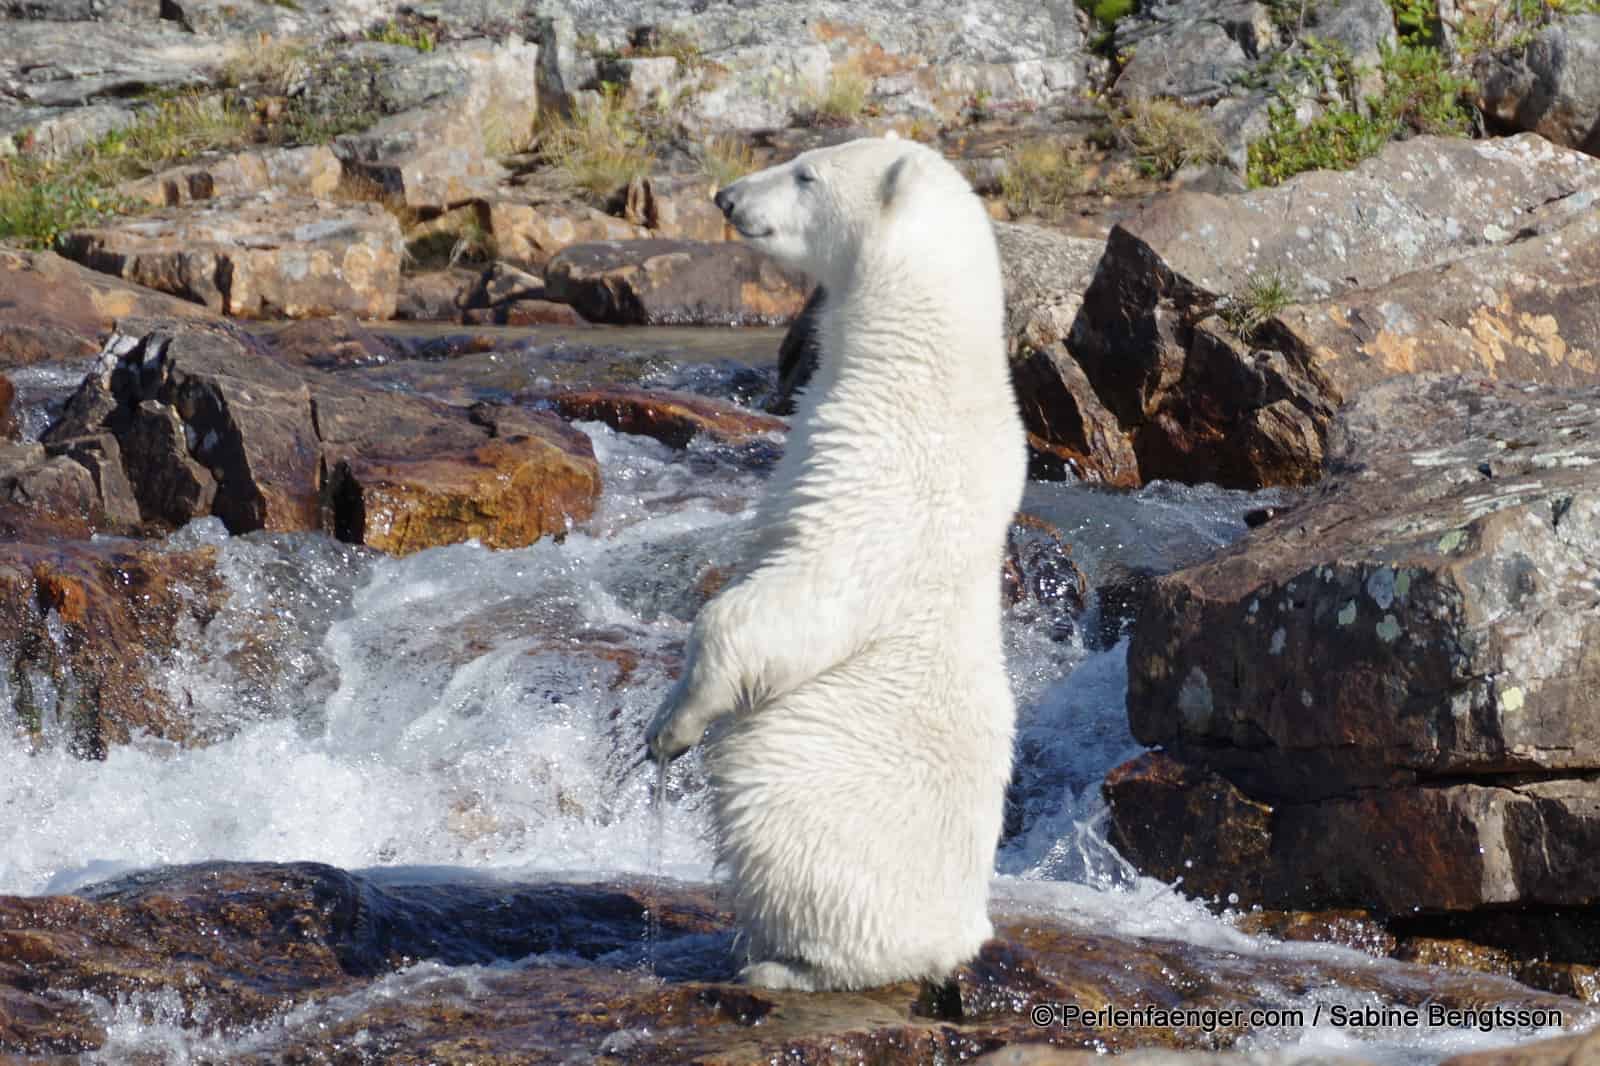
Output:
[
  {"xmin": 645, "ymin": 678, "xmax": 709, "ymax": 762},
  {"xmin": 740, "ymin": 960, "xmax": 819, "ymax": 991}
]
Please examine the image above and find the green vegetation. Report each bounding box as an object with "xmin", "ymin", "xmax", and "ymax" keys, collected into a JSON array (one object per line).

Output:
[
  {"xmin": 1245, "ymin": 42, "xmax": 1473, "ymax": 187},
  {"xmin": 1388, "ymin": 0, "xmax": 1441, "ymax": 45},
  {"xmin": 999, "ymin": 140, "xmax": 1088, "ymax": 220},
  {"xmin": 1, "ymin": 94, "xmax": 253, "ymax": 248},
  {"xmin": 1077, "ymin": 0, "xmax": 1136, "ymax": 30},
  {"xmin": 799, "ymin": 63, "xmax": 872, "ymax": 126},
  {"xmin": 1114, "ymin": 98, "xmax": 1226, "ymax": 178},
  {"xmin": 701, "ymin": 135, "xmax": 758, "ymax": 189},
  {"xmin": 366, "ymin": 19, "xmax": 437, "ymax": 52},
  {"xmin": 536, "ymin": 86, "xmax": 656, "ymax": 202},
  {"xmin": 1220, "ymin": 269, "xmax": 1294, "ymax": 341}
]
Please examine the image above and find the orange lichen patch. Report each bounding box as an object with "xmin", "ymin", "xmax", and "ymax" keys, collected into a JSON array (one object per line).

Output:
[
  {"xmin": 1369, "ymin": 329, "xmax": 1421, "ymax": 375},
  {"xmin": 810, "ymin": 21, "xmax": 922, "ymax": 76}
]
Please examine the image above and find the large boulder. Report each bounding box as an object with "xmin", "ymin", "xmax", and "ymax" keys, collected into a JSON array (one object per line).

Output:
[
  {"xmin": 58, "ymin": 195, "xmax": 405, "ymax": 320},
  {"xmin": 543, "ymin": 239, "xmax": 809, "ymax": 326},
  {"xmin": 1071, "ymin": 134, "xmax": 1600, "ymax": 488},
  {"xmin": 118, "ymin": 145, "xmax": 342, "ymax": 208},
  {"xmin": 1107, "ymin": 374, "xmax": 1600, "ymax": 918},
  {"xmin": 44, "ymin": 323, "xmax": 602, "ymax": 554},
  {"xmin": 1476, "ymin": 14, "xmax": 1600, "ymax": 157}
]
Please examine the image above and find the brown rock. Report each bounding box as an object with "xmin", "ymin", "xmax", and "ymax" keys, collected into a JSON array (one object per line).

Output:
[
  {"xmin": 319, "ymin": 397, "xmax": 600, "ymax": 556},
  {"xmin": 1072, "ymin": 134, "xmax": 1600, "ymax": 487},
  {"xmin": 0, "ymin": 861, "xmax": 1581, "ymax": 1061},
  {"xmin": 623, "ymin": 173, "xmax": 727, "ymax": 241},
  {"xmin": 58, "ymin": 195, "xmax": 404, "ymax": 320},
  {"xmin": 0, "ymin": 539, "xmax": 222, "ymax": 756},
  {"xmin": 486, "ymin": 197, "xmax": 649, "ymax": 271},
  {"xmin": 530, "ymin": 385, "xmax": 787, "ymax": 448},
  {"xmin": 544, "ymin": 239, "xmax": 809, "ymax": 326},
  {"xmin": 396, "ymin": 269, "xmax": 478, "ymax": 323},
  {"xmin": 0, "ymin": 375, "xmax": 15, "ymax": 440},
  {"xmin": 1474, "ymin": 15, "xmax": 1600, "ymax": 156},
  {"xmin": 0, "ymin": 249, "xmax": 217, "ymax": 369},
  {"xmin": 118, "ymin": 145, "xmax": 341, "ymax": 208}
]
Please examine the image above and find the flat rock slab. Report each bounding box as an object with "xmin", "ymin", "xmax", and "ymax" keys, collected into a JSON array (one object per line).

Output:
[
  {"xmin": 59, "ymin": 195, "xmax": 404, "ymax": 320},
  {"xmin": 1070, "ymin": 134, "xmax": 1600, "ymax": 487},
  {"xmin": 0, "ymin": 861, "xmax": 1582, "ymax": 1061},
  {"xmin": 44, "ymin": 323, "xmax": 601, "ymax": 555},
  {"xmin": 544, "ymin": 239, "xmax": 809, "ymax": 326},
  {"xmin": 1107, "ymin": 374, "xmax": 1600, "ymax": 914}
]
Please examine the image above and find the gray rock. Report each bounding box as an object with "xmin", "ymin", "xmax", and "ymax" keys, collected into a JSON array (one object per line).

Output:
[
  {"xmin": 544, "ymin": 239, "xmax": 809, "ymax": 326},
  {"xmin": 0, "ymin": 20, "xmax": 213, "ymax": 106},
  {"xmin": 1070, "ymin": 133, "xmax": 1600, "ymax": 488},
  {"xmin": 1475, "ymin": 13, "xmax": 1600, "ymax": 157},
  {"xmin": 1108, "ymin": 372, "xmax": 1600, "ymax": 914},
  {"xmin": 1113, "ymin": 1, "xmax": 1265, "ymax": 104},
  {"xmin": 0, "ymin": 0, "xmax": 160, "ymax": 20}
]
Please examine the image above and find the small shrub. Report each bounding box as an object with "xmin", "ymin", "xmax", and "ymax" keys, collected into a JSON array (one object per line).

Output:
[
  {"xmin": 537, "ymin": 87, "xmax": 655, "ymax": 203},
  {"xmin": 0, "ymin": 159, "xmax": 122, "ymax": 248},
  {"xmin": 1115, "ymin": 98, "xmax": 1226, "ymax": 178},
  {"xmin": 1078, "ymin": 0, "xmax": 1136, "ymax": 28},
  {"xmin": 800, "ymin": 63, "xmax": 872, "ymax": 126},
  {"xmin": 999, "ymin": 141, "xmax": 1088, "ymax": 220},
  {"xmin": 702, "ymin": 135, "xmax": 757, "ymax": 189},
  {"xmin": 1245, "ymin": 43, "xmax": 1473, "ymax": 187},
  {"xmin": 1388, "ymin": 0, "xmax": 1441, "ymax": 45},
  {"xmin": 366, "ymin": 19, "xmax": 436, "ymax": 52},
  {"xmin": 1220, "ymin": 269, "xmax": 1294, "ymax": 341}
]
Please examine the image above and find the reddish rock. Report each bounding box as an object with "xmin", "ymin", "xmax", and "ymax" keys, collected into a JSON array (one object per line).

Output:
[
  {"xmin": 623, "ymin": 173, "xmax": 727, "ymax": 241},
  {"xmin": 0, "ymin": 375, "xmax": 15, "ymax": 440},
  {"xmin": 485, "ymin": 197, "xmax": 649, "ymax": 271},
  {"xmin": 544, "ymin": 240, "xmax": 809, "ymax": 326},
  {"xmin": 530, "ymin": 386, "xmax": 787, "ymax": 448}
]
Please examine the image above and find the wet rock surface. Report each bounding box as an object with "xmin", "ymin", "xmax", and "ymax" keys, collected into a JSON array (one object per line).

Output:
[
  {"xmin": 0, "ymin": 862, "xmax": 1584, "ymax": 1062},
  {"xmin": 43, "ymin": 323, "xmax": 601, "ymax": 553},
  {"xmin": 526, "ymin": 385, "xmax": 787, "ymax": 449},
  {"xmin": 1106, "ymin": 375, "xmax": 1600, "ymax": 976}
]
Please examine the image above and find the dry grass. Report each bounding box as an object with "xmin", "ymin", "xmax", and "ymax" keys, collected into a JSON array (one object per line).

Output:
[
  {"xmin": 800, "ymin": 61, "xmax": 872, "ymax": 126},
  {"xmin": 535, "ymin": 89, "xmax": 655, "ymax": 203},
  {"xmin": 219, "ymin": 36, "xmax": 311, "ymax": 96},
  {"xmin": 1114, "ymin": 98, "xmax": 1226, "ymax": 178},
  {"xmin": 701, "ymin": 135, "xmax": 757, "ymax": 189},
  {"xmin": 999, "ymin": 140, "xmax": 1089, "ymax": 220}
]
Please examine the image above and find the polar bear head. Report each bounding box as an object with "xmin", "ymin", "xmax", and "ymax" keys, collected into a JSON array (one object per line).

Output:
[{"xmin": 712, "ymin": 136, "xmax": 981, "ymax": 291}]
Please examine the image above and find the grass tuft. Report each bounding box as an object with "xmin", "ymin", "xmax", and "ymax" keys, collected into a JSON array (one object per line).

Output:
[
  {"xmin": 799, "ymin": 62, "xmax": 872, "ymax": 126},
  {"xmin": 701, "ymin": 135, "xmax": 758, "ymax": 189},
  {"xmin": 999, "ymin": 141, "xmax": 1089, "ymax": 220},
  {"xmin": 536, "ymin": 87, "xmax": 656, "ymax": 203},
  {"xmin": 1114, "ymin": 98, "xmax": 1226, "ymax": 178},
  {"xmin": 1220, "ymin": 269, "xmax": 1294, "ymax": 341}
]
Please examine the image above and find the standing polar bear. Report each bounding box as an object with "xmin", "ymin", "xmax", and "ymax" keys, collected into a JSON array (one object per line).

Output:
[{"xmin": 646, "ymin": 136, "xmax": 1027, "ymax": 991}]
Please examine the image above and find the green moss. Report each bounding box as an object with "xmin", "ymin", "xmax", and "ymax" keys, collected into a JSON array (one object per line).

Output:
[{"xmin": 366, "ymin": 19, "xmax": 436, "ymax": 52}]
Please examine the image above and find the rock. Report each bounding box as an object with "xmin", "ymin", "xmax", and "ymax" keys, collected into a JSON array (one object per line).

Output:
[
  {"xmin": 1, "ymin": 0, "xmax": 161, "ymax": 17},
  {"xmin": 0, "ymin": 101, "xmax": 138, "ymax": 161},
  {"xmin": 1072, "ymin": 134, "xmax": 1600, "ymax": 488},
  {"xmin": 485, "ymin": 196, "xmax": 650, "ymax": 270},
  {"xmin": 543, "ymin": 239, "xmax": 809, "ymax": 326},
  {"xmin": 1442, "ymin": 1030, "xmax": 1600, "ymax": 1066},
  {"xmin": 0, "ymin": 538, "xmax": 222, "ymax": 756},
  {"xmin": 0, "ymin": 376, "xmax": 15, "ymax": 440},
  {"xmin": 45, "ymin": 324, "xmax": 602, "ymax": 554},
  {"xmin": 0, "ymin": 20, "xmax": 209, "ymax": 109},
  {"xmin": 395, "ymin": 269, "xmax": 478, "ymax": 322},
  {"xmin": 0, "ymin": 249, "xmax": 217, "ymax": 368},
  {"xmin": 318, "ymin": 397, "xmax": 600, "ymax": 556},
  {"xmin": 332, "ymin": 37, "xmax": 541, "ymax": 213},
  {"xmin": 1113, "ymin": 8, "xmax": 1261, "ymax": 104},
  {"xmin": 1475, "ymin": 15, "xmax": 1600, "ymax": 157},
  {"xmin": 528, "ymin": 386, "xmax": 787, "ymax": 448},
  {"xmin": 623, "ymin": 173, "xmax": 727, "ymax": 241},
  {"xmin": 0, "ymin": 861, "xmax": 1581, "ymax": 1060},
  {"xmin": 118, "ymin": 145, "xmax": 342, "ymax": 208},
  {"xmin": 58, "ymin": 195, "xmax": 405, "ymax": 320},
  {"xmin": 1108, "ymin": 374, "xmax": 1600, "ymax": 918},
  {"xmin": 533, "ymin": 0, "xmax": 1094, "ymax": 128}
]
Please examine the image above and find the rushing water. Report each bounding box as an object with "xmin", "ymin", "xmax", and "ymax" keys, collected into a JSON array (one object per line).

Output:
[{"xmin": 0, "ymin": 341, "xmax": 1587, "ymax": 1063}]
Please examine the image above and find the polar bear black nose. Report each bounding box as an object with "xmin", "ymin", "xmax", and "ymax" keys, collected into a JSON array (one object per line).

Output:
[{"xmin": 714, "ymin": 186, "xmax": 737, "ymax": 219}]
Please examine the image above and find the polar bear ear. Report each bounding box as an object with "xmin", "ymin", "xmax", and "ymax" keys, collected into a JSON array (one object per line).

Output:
[{"xmin": 880, "ymin": 152, "xmax": 925, "ymax": 209}]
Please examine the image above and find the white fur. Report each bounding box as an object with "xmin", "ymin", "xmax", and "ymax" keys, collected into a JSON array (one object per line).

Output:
[{"xmin": 646, "ymin": 137, "xmax": 1027, "ymax": 991}]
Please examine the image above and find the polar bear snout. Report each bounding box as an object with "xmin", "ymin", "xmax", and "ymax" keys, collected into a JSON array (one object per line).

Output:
[
  {"xmin": 714, "ymin": 182, "xmax": 771, "ymax": 239},
  {"xmin": 713, "ymin": 185, "xmax": 737, "ymax": 218}
]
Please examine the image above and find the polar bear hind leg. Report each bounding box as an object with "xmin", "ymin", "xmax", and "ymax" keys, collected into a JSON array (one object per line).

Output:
[{"xmin": 706, "ymin": 643, "xmax": 1007, "ymax": 990}]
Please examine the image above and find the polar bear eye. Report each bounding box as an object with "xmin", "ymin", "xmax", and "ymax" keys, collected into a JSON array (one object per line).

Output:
[{"xmin": 796, "ymin": 164, "xmax": 820, "ymax": 185}]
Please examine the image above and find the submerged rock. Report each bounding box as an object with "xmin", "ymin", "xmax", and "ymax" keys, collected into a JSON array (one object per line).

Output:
[
  {"xmin": 0, "ymin": 861, "xmax": 1583, "ymax": 1061},
  {"xmin": 527, "ymin": 385, "xmax": 787, "ymax": 449},
  {"xmin": 1106, "ymin": 375, "xmax": 1600, "ymax": 979}
]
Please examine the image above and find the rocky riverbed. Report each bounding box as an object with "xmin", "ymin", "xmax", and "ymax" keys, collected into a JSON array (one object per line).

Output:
[{"xmin": 5, "ymin": 0, "xmax": 1600, "ymax": 1062}]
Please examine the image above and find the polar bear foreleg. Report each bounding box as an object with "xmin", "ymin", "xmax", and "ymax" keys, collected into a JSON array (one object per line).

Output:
[{"xmin": 645, "ymin": 571, "xmax": 857, "ymax": 761}]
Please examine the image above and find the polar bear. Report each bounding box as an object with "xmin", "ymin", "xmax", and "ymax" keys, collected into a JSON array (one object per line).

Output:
[{"xmin": 645, "ymin": 136, "xmax": 1027, "ymax": 992}]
